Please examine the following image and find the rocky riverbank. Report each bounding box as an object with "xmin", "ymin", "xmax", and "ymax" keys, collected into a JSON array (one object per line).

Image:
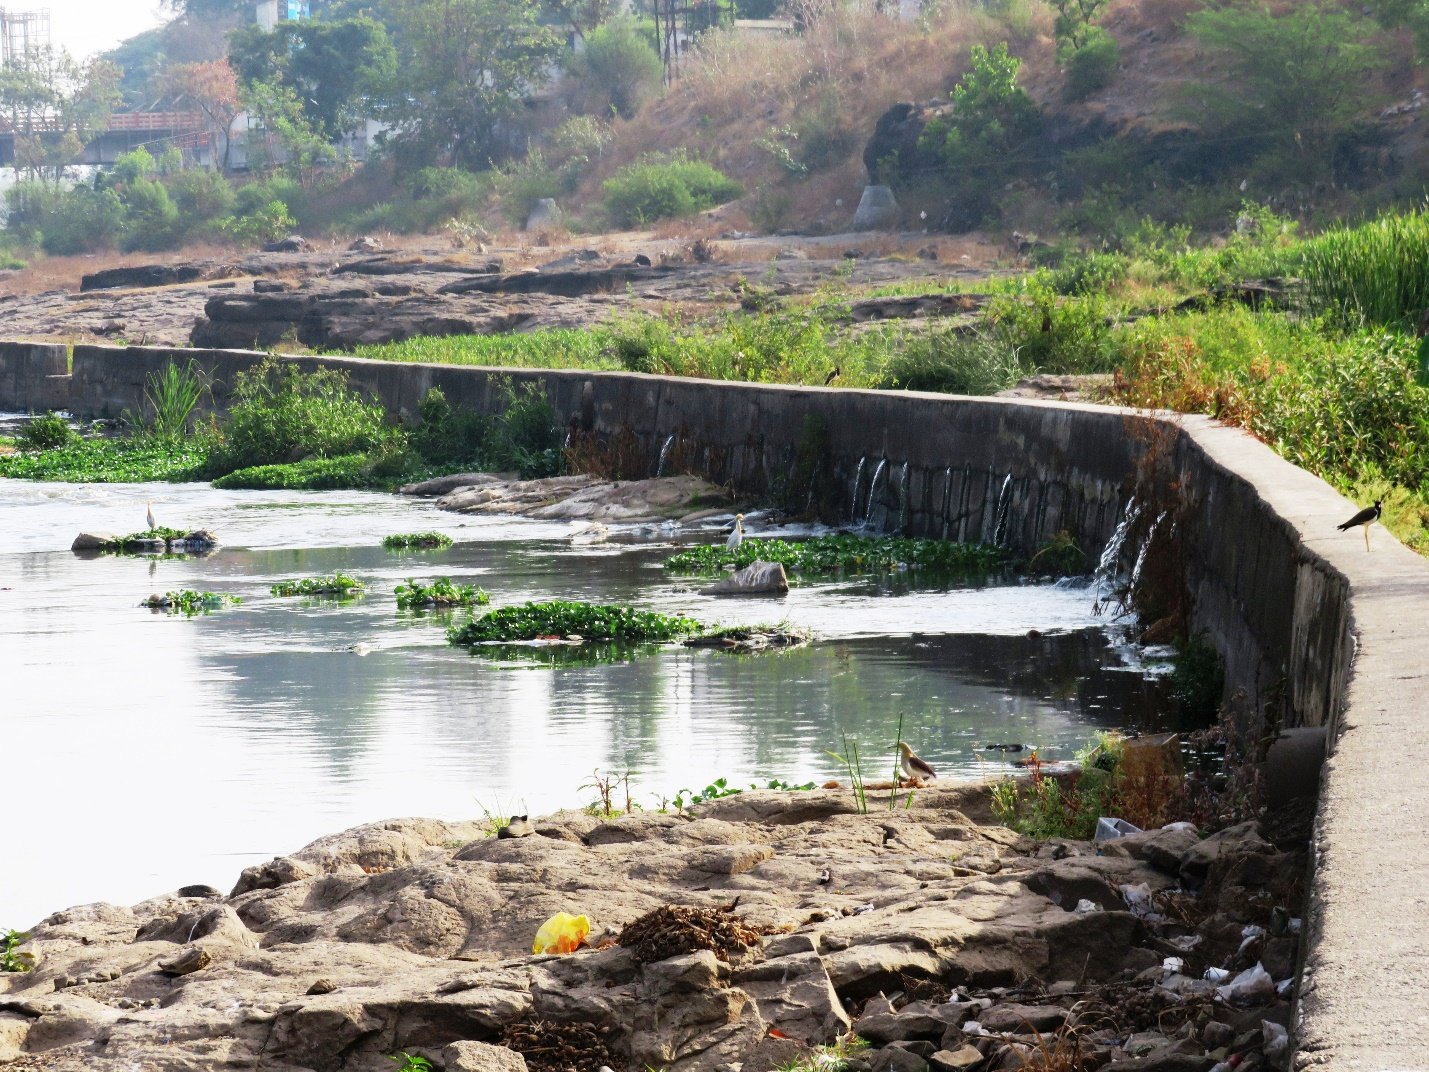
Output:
[{"xmin": 0, "ymin": 785, "xmax": 1308, "ymax": 1072}]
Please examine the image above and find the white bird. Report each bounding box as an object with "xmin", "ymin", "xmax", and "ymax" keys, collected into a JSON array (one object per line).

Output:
[
  {"xmin": 146, "ymin": 501, "xmax": 156, "ymax": 532},
  {"xmin": 726, "ymin": 513, "xmax": 745, "ymax": 551},
  {"xmin": 898, "ymin": 741, "xmax": 937, "ymax": 784}
]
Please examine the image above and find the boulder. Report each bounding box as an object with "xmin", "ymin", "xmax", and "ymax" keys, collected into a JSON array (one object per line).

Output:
[
  {"xmin": 79, "ymin": 264, "xmax": 212, "ymax": 292},
  {"xmin": 977, "ymin": 1003, "xmax": 1067, "ymax": 1034},
  {"xmin": 852, "ymin": 185, "xmax": 900, "ymax": 231},
  {"xmin": 703, "ymin": 560, "xmax": 790, "ymax": 595},
  {"xmin": 348, "ymin": 236, "xmax": 383, "ymax": 253},
  {"xmin": 71, "ymin": 532, "xmax": 120, "ymax": 551},
  {"xmin": 443, "ymin": 1040, "xmax": 529, "ymax": 1072},
  {"xmin": 930, "ymin": 1045, "xmax": 986, "ymax": 1071},
  {"xmin": 263, "ymin": 235, "xmax": 313, "ymax": 253}
]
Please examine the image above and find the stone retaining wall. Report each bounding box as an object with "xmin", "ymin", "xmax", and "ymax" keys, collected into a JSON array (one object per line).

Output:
[{"xmin": 2, "ymin": 340, "xmax": 1424, "ymax": 1070}]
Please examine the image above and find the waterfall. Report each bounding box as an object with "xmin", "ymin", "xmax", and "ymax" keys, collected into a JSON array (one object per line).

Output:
[
  {"xmin": 850, "ymin": 456, "xmax": 866, "ymax": 521},
  {"xmin": 897, "ymin": 461, "xmax": 911, "ymax": 533},
  {"xmin": 864, "ymin": 458, "xmax": 888, "ymax": 526},
  {"xmin": 992, "ymin": 473, "xmax": 1014, "ymax": 546},
  {"xmin": 654, "ymin": 434, "xmax": 676, "ymax": 478},
  {"xmin": 1093, "ymin": 497, "xmax": 1141, "ymax": 594},
  {"xmin": 1129, "ymin": 511, "xmax": 1167, "ymax": 591},
  {"xmin": 940, "ymin": 466, "xmax": 954, "ymax": 540}
]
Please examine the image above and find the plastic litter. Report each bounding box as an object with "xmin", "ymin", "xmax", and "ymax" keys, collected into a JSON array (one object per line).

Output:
[
  {"xmin": 1276, "ymin": 978, "xmax": 1294, "ymax": 998},
  {"xmin": 1203, "ymin": 966, "xmax": 1231, "ymax": 983},
  {"xmin": 1237, "ymin": 923, "xmax": 1266, "ymax": 956},
  {"xmin": 963, "ymin": 1021, "xmax": 986, "ymax": 1036},
  {"xmin": 532, "ymin": 911, "xmax": 590, "ymax": 955},
  {"xmin": 1215, "ymin": 962, "xmax": 1275, "ymax": 1006},
  {"xmin": 1160, "ymin": 821, "xmax": 1198, "ymax": 833},
  {"xmin": 1075, "ymin": 898, "xmax": 1102, "ymax": 913},
  {"xmin": 1262, "ymin": 1021, "xmax": 1288, "ymax": 1062},
  {"xmin": 1095, "ymin": 817, "xmax": 1142, "ymax": 843},
  {"xmin": 1166, "ymin": 933, "xmax": 1203, "ymax": 952},
  {"xmin": 1120, "ymin": 882, "xmax": 1165, "ymax": 922}
]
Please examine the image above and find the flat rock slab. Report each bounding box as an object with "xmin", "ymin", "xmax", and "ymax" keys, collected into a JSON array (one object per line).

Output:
[{"xmin": 434, "ymin": 473, "xmax": 729, "ymax": 522}]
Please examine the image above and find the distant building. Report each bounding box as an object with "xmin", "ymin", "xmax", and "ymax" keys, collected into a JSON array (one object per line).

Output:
[{"xmin": 254, "ymin": 0, "xmax": 310, "ymax": 33}]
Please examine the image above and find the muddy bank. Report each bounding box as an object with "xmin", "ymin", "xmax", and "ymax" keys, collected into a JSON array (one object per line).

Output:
[{"xmin": 0, "ymin": 786, "xmax": 1307, "ymax": 1072}]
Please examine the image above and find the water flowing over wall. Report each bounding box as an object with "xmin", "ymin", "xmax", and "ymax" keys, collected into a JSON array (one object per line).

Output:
[{"xmin": 4, "ymin": 339, "xmax": 1428, "ymax": 1070}]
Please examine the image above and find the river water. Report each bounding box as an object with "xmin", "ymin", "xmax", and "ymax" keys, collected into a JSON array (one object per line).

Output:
[{"xmin": 0, "ymin": 474, "xmax": 1175, "ymax": 930}]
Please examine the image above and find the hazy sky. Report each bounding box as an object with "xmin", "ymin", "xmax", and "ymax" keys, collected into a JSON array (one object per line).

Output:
[{"xmin": 41, "ymin": 0, "xmax": 171, "ymax": 61}]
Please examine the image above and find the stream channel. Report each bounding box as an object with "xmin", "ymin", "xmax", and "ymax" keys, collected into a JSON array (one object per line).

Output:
[{"xmin": 1, "ymin": 472, "xmax": 1179, "ymax": 930}]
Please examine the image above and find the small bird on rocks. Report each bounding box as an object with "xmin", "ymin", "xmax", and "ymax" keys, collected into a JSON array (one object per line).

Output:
[
  {"xmin": 898, "ymin": 741, "xmax": 937, "ymax": 784},
  {"xmin": 1337, "ymin": 499, "xmax": 1382, "ymax": 551},
  {"xmin": 726, "ymin": 513, "xmax": 745, "ymax": 551}
]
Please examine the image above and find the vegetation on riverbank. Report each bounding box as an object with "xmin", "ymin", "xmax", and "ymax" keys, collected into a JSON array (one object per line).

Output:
[
  {"xmin": 666, "ymin": 534, "xmax": 1008, "ymax": 575},
  {"xmin": 0, "ymin": 361, "xmax": 566, "ymax": 492}
]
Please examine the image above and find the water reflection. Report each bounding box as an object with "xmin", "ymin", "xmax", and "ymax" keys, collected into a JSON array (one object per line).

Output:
[{"xmin": 1, "ymin": 479, "xmax": 1176, "ymax": 928}]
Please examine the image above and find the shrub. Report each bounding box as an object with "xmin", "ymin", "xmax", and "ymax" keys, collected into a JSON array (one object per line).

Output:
[
  {"xmin": 877, "ymin": 327, "xmax": 1026, "ymax": 395},
  {"xmin": 18, "ymin": 412, "xmax": 74, "ymax": 451},
  {"xmin": 917, "ymin": 43, "xmax": 1041, "ymax": 230},
  {"xmin": 988, "ymin": 274, "xmax": 1115, "ymax": 374},
  {"xmin": 602, "ymin": 156, "xmax": 741, "ymax": 227},
  {"xmin": 1298, "ymin": 208, "xmax": 1429, "ymax": 329},
  {"xmin": 411, "ymin": 386, "xmax": 490, "ymax": 467},
  {"xmin": 1062, "ymin": 25, "xmax": 1119, "ymax": 102},
  {"xmin": 168, "ymin": 168, "xmax": 236, "ymax": 221},
  {"xmin": 211, "ymin": 360, "xmax": 397, "ymax": 473},
  {"xmin": 120, "ymin": 178, "xmax": 182, "ymax": 251},
  {"xmin": 565, "ymin": 17, "xmax": 663, "ymax": 118},
  {"xmin": 211, "ymin": 453, "xmax": 385, "ymax": 490},
  {"xmin": 220, "ymin": 200, "xmax": 297, "ymax": 246}
]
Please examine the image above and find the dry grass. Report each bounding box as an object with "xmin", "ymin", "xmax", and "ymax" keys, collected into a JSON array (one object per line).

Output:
[{"xmin": 572, "ymin": 0, "xmax": 1052, "ymax": 225}]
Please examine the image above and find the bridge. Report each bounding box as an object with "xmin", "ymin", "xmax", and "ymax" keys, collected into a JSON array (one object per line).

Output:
[{"xmin": 0, "ymin": 111, "xmax": 212, "ymax": 168}]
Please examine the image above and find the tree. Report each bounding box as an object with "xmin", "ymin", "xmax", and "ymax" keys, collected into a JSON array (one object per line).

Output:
[
  {"xmin": 917, "ymin": 43, "xmax": 1041, "ymax": 230},
  {"xmin": 228, "ymin": 17, "xmax": 395, "ymax": 141},
  {"xmin": 385, "ymin": 0, "xmax": 562, "ymax": 168},
  {"xmin": 240, "ymin": 76, "xmax": 337, "ymax": 186},
  {"xmin": 164, "ymin": 59, "xmax": 242, "ymax": 169},
  {"xmin": 0, "ymin": 48, "xmax": 121, "ymax": 180},
  {"xmin": 1048, "ymin": 0, "xmax": 1108, "ymax": 50},
  {"xmin": 542, "ymin": 0, "xmax": 618, "ymax": 43},
  {"xmin": 1183, "ymin": 1, "xmax": 1385, "ymax": 184}
]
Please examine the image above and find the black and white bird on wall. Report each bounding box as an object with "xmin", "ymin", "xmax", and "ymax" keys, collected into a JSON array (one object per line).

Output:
[{"xmin": 1337, "ymin": 499, "xmax": 1382, "ymax": 551}]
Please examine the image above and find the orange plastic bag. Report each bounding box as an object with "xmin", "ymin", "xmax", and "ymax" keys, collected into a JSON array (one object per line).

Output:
[{"xmin": 532, "ymin": 911, "xmax": 590, "ymax": 954}]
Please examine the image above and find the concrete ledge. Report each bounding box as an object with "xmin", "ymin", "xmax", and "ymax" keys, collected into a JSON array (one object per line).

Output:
[{"xmin": 1, "ymin": 342, "xmax": 1426, "ymax": 1067}]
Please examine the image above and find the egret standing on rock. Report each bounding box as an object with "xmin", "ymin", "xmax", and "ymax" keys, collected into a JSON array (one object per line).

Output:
[
  {"xmin": 146, "ymin": 501, "xmax": 157, "ymax": 533},
  {"xmin": 727, "ymin": 513, "xmax": 745, "ymax": 551},
  {"xmin": 898, "ymin": 741, "xmax": 937, "ymax": 784}
]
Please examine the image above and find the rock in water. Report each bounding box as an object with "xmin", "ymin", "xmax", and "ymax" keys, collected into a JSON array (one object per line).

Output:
[
  {"xmin": 703, "ymin": 560, "xmax": 790, "ymax": 595},
  {"xmin": 72, "ymin": 532, "xmax": 121, "ymax": 551}
]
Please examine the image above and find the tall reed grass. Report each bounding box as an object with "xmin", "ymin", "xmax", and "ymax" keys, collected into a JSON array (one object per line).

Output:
[{"xmin": 1299, "ymin": 207, "xmax": 1429, "ymax": 328}]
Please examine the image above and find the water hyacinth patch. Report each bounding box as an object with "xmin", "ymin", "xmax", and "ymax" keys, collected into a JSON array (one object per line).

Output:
[
  {"xmin": 448, "ymin": 600, "xmax": 703, "ymax": 645},
  {"xmin": 383, "ymin": 532, "xmax": 455, "ymax": 550},
  {"xmin": 395, "ymin": 577, "xmax": 489, "ymax": 608},
  {"xmin": 140, "ymin": 590, "xmax": 242, "ymax": 616},
  {"xmin": 664, "ymin": 534, "xmax": 1007, "ymax": 575},
  {"xmin": 270, "ymin": 573, "xmax": 365, "ymax": 597}
]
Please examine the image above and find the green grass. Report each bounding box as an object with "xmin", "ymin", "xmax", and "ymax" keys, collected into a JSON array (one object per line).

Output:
[
  {"xmin": 395, "ymin": 577, "xmax": 489, "ymax": 608},
  {"xmin": 271, "ymin": 573, "xmax": 366, "ymax": 597},
  {"xmin": 383, "ymin": 532, "xmax": 455, "ymax": 550},
  {"xmin": 355, "ymin": 329, "xmax": 616, "ymax": 369},
  {"xmin": 448, "ymin": 600, "xmax": 703, "ymax": 644},
  {"xmin": 1298, "ymin": 207, "xmax": 1429, "ymax": 329},
  {"xmin": 664, "ymin": 534, "xmax": 1008, "ymax": 576}
]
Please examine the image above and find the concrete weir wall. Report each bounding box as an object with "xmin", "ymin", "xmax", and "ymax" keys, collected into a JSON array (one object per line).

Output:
[{"xmin": 3, "ymin": 340, "xmax": 1428, "ymax": 1070}]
